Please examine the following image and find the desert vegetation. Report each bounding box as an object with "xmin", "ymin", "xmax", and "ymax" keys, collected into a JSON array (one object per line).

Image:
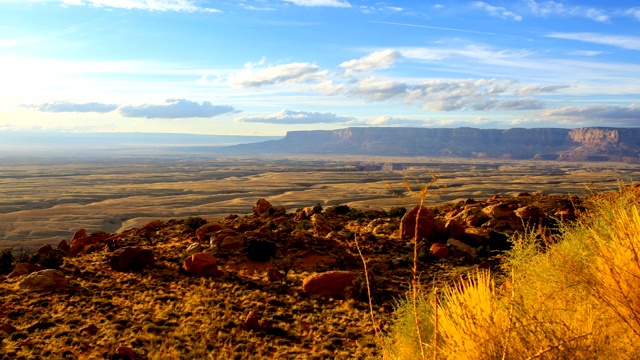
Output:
[{"xmin": 384, "ymin": 184, "xmax": 640, "ymax": 359}]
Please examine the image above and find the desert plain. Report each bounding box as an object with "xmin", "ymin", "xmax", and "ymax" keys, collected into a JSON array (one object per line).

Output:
[{"xmin": 1, "ymin": 151, "xmax": 637, "ymax": 249}]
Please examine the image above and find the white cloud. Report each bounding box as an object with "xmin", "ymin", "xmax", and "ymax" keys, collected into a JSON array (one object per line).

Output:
[
  {"xmin": 569, "ymin": 50, "xmax": 605, "ymax": 57},
  {"xmin": 367, "ymin": 116, "xmax": 425, "ymax": 127},
  {"xmin": 359, "ymin": 5, "xmax": 402, "ymax": 14},
  {"xmin": 526, "ymin": 0, "xmax": 609, "ymax": 22},
  {"xmin": 339, "ymin": 49, "xmax": 401, "ymax": 75},
  {"xmin": 283, "ymin": 0, "xmax": 351, "ymax": 8},
  {"xmin": 52, "ymin": 0, "xmax": 221, "ymax": 12},
  {"xmin": 624, "ymin": 7, "xmax": 640, "ymax": 21},
  {"xmin": 235, "ymin": 109, "xmax": 353, "ymax": 124},
  {"xmin": 516, "ymin": 84, "xmax": 570, "ymax": 95},
  {"xmin": 228, "ymin": 62, "xmax": 327, "ymax": 88},
  {"xmin": 25, "ymin": 101, "xmax": 118, "ymax": 113},
  {"xmin": 349, "ymin": 77, "xmax": 408, "ymax": 101},
  {"xmin": 497, "ymin": 98, "xmax": 545, "ymax": 110},
  {"xmin": 542, "ymin": 104, "xmax": 640, "ymax": 125},
  {"xmin": 474, "ymin": 1, "xmax": 522, "ymax": 21},
  {"xmin": 119, "ymin": 99, "xmax": 237, "ymax": 118},
  {"xmin": 547, "ymin": 32, "xmax": 640, "ymax": 50}
]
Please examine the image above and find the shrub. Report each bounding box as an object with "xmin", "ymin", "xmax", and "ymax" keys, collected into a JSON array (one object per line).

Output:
[
  {"xmin": 384, "ymin": 185, "xmax": 640, "ymax": 359},
  {"xmin": 185, "ymin": 216, "xmax": 208, "ymax": 231},
  {"xmin": 29, "ymin": 250, "xmax": 65, "ymax": 269},
  {"xmin": 246, "ymin": 240, "xmax": 276, "ymax": 262},
  {"xmin": 0, "ymin": 248, "xmax": 14, "ymax": 274},
  {"xmin": 388, "ymin": 207, "xmax": 407, "ymax": 218}
]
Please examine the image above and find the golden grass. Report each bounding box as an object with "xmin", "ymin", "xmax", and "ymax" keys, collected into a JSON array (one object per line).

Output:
[{"xmin": 385, "ymin": 185, "xmax": 640, "ymax": 359}]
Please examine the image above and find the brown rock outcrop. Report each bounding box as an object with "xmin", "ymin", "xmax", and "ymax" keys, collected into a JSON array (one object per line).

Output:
[
  {"xmin": 311, "ymin": 214, "xmax": 332, "ymax": 236},
  {"xmin": 196, "ymin": 223, "xmax": 224, "ymax": 243},
  {"xmin": 8, "ymin": 263, "xmax": 44, "ymax": 278},
  {"xmin": 253, "ymin": 198, "xmax": 274, "ymax": 218},
  {"xmin": 19, "ymin": 269, "xmax": 71, "ymax": 291}
]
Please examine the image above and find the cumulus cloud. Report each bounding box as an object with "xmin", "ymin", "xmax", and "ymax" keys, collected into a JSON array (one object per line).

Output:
[
  {"xmin": 546, "ymin": 32, "xmax": 640, "ymax": 50},
  {"xmin": 624, "ymin": 7, "xmax": 640, "ymax": 21},
  {"xmin": 235, "ymin": 109, "xmax": 353, "ymax": 124},
  {"xmin": 367, "ymin": 116, "xmax": 425, "ymax": 127},
  {"xmin": 55, "ymin": 0, "xmax": 220, "ymax": 12},
  {"xmin": 542, "ymin": 104, "xmax": 640, "ymax": 125},
  {"xmin": 283, "ymin": 0, "xmax": 351, "ymax": 8},
  {"xmin": 119, "ymin": 99, "xmax": 237, "ymax": 119},
  {"xmin": 474, "ymin": 1, "xmax": 522, "ymax": 21},
  {"xmin": 228, "ymin": 62, "xmax": 327, "ymax": 88},
  {"xmin": 25, "ymin": 101, "xmax": 118, "ymax": 113},
  {"xmin": 526, "ymin": 0, "xmax": 609, "ymax": 22},
  {"xmin": 497, "ymin": 98, "xmax": 546, "ymax": 110},
  {"xmin": 339, "ymin": 49, "xmax": 401, "ymax": 75}
]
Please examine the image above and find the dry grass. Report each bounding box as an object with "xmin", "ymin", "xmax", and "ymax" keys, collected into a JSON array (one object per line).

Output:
[{"xmin": 384, "ymin": 185, "xmax": 640, "ymax": 359}]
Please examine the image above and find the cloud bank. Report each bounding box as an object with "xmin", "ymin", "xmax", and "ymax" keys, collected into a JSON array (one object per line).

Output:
[
  {"xmin": 57, "ymin": 0, "xmax": 220, "ymax": 12},
  {"xmin": 26, "ymin": 101, "xmax": 118, "ymax": 113},
  {"xmin": 236, "ymin": 109, "xmax": 353, "ymax": 124},
  {"xmin": 228, "ymin": 62, "xmax": 327, "ymax": 88},
  {"xmin": 283, "ymin": 0, "xmax": 351, "ymax": 8}
]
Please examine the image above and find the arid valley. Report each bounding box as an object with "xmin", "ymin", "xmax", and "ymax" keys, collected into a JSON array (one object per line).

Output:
[{"xmin": 1, "ymin": 152, "xmax": 637, "ymax": 250}]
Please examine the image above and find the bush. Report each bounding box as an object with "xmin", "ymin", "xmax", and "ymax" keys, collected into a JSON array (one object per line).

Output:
[
  {"xmin": 185, "ymin": 216, "xmax": 208, "ymax": 231},
  {"xmin": 246, "ymin": 240, "xmax": 276, "ymax": 262},
  {"xmin": 388, "ymin": 207, "xmax": 407, "ymax": 218},
  {"xmin": 0, "ymin": 248, "xmax": 14, "ymax": 274},
  {"xmin": 29, "ymin": 251, "xmax": 64, "ymax": 269},
  {"xmin": 384, "ymin": 186, "xmax": 640, "ymax": 359}
]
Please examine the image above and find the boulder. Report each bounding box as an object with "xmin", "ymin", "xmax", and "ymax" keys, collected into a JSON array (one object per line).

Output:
[
  {"xmin": 8, "ymin": 263, "xmax": 44, "ymax": 278},
  {"xmin": 311, "ymin": 214, "xmax": 332, "ymax": 236},
  {"xmin": 196, "ymin": 223, "xmax": 224, "ymax": 243},
  {"xmin": 219, "ymin": 235, "xmax": 245, "ymax": 251},
  {"xmin": 267, "ymin": 268, "xmax": 285, "ymax": 282},
  {"xmin": 453, "ymin": 206, "xmax": 491, "ymax": 227},
  {"xmin": 429, "ymin": 243, "xmax": 450, "ymax": 259},
  {"xmin": 36, "ymin": 244, "xmax": 53, "ymax": 254},
  {"xmin": 447, "ymin": 239, "xmax": 474, "ymax": 255},
  {"xmin": 115, "ymin": 346, "xmax": 136, "ymax": 360},
  {"xmin": 253, "ymin": 198, "xmax": 274, "ymax": 218},
  {"xmin": 183, "ymin": 253, "xmax": 223, "ymax": 276},
  {"xmin": 72, "ymin": 228, "xmax": 87, "ymax": 241},
  {"xmin": 108, "ymin": 247, "xmax": 155, "ymax": 272},
  {"xmin": 70, "ymin": 232, "xmax": 110, "ymax": 256},
  {"xmin": 482, "ymin": 203, "xmax": 516, "ymax": 220},
  {"xmin": 19, "ymin": 269, "xmax": 71, "ymax": 291},
  {"xmin": 400, "ymin": 205, "xmax": 438, "ymax": 241},
  {"xmin": 373, "ymin": 223, "xmax": 397, "ymax": 236},
  {"xmin": 0, "ymin": 323, "xmax": 17, "ymax": 335},
  {"xmin": 57, "ymin": 239, "xmax": 70, "ymax": 253},
  {"xmin": 295, "ymin": 206, "xmax": 318, "ymax": 221},
  {"xmin": 302, "ymin": 270, "xmax": 357, "ymax": 297},
  {"xmin": 243, "ymin": 310, "xmax": 262, "ymax": 331},
  {"xmin": 186, "ymin": 242, "xmax": 203, "ymax": 256}
]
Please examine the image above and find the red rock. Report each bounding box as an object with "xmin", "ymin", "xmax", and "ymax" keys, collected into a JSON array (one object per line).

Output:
[
  {"xmin": 400, "ymin": 205, "xmax": 438, "ymax": 241},
  {"xmin": 196, "ymin": 223, "xmax": 224, "ymax": 242},
  {"xmin": 116, "ymin": 346, "xmax": 135, "ymax": 359},
  {"xmin": 445, "ymin": 219, "xmax": 466, "ymax": 240},
  {"xmin": 108, "ymin": 247, "xmax": 155, "ymax": 272},
  {"xmin": 80, "ymin": 324, "xmax": 99, "ymax": 335},
  {"xmin": 8, "ymin": 263, "xmax": 44, "ymax": 278},
  {"xmin": 70, "ymin": 232, "xmax": 110, "ymax": 256},
  {"xmin": 482, "ymin": 203, "xmax": 516, "ymax": 220},
  {"xmin": 136, "ymin": 220, "xmax": 164, "ymax": 235},
  {"xmin": 36, "ymin": 244, "xmax": 52, "ymax": 254},
  {"xmin": 72, "ymin": 228, "xmax": 87, "ymax": 241},
  {"xmin": 295, "ymin": 206, "xmax": 317, "ymax": 221},
  {"xmin": 183, "ymin": 253, "xmax": 223, "ymax": 277},
  {"xmin": 243, "ymin": 310, "xmax": 261, "ymax": 331},
  {"xmin": 219, "ymin": 235, "xmax": 244, "ymax": 251},
  {"xmin": 429, "ymin": 243, "xmax": 450, "ymax": 259},
  {"xmin": 253, "ymin": 198, "xmax": 274, "ymax": 218},
  {"xmin": 302, "ymin": 271, "xmax": 357, "ymax": 297},
  {"xmin": 57, "ymin": 239, "xmax": 70, "ymax": 252},
  {"xmin": 267, "ymin": 268, "xmax": 285, "ymax": 282}
]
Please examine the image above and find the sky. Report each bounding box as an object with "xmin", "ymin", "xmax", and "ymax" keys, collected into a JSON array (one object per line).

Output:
[{"xmin": 0, "ymin": 0, "xmax": 639, "ymax": 136}]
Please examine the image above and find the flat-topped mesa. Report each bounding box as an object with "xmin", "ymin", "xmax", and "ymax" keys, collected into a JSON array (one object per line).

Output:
[{"xmin": 569, "ymin": 127, "xmax": 640, "ymax": 145}]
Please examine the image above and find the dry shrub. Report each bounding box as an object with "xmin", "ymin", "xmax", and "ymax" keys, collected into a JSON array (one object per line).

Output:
[{"xmin": 385, "ymin": 185, "xmax": 640, "ymax": 359}]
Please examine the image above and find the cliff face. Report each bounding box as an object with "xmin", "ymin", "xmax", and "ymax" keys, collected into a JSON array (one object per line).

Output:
[{"xmin": 225, "ymin": 127, "xmax": 640, "ymax": 163}]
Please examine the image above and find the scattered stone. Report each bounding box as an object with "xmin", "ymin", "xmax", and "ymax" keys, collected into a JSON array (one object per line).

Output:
[
  {"xmin": 19, "ymin": 269, "xmax": 71, "ymax": 291},
  {"xmin": 196, "ymin": 223, "xmax": 224, "ymax": 243},
  {"xmin": 447, "ymin": 238, "xmax": 474, "ymax": 255},
  {"xmin": 429, "ymin": 243, "xmax": 450, "ymax": 259},
  {"xmin": 0, "ymin": 323, "xmax": 17, "ymax": 335},
  {"xmin": 243, "ymin": 310, "xmax": 261, "ymax": 331},
  {"xmin": 302, "ymin": 270, "xmax": 357, "ymax": 297},
  {"xmin": 267, "ymin": 268, "xmax": 285, "ymax": 282},
  {"xmin": 57, "ymin": 239, "xmax": 70, "ymax": 252},
  {"xmin": 182, "ymin": 253, "xmax": 223, "ymax": 277},
  {"xmin": 186, "ymin": 242, "xmax": 203, "ymax": 256},
  {"xmin": 8, "ymin": 263, "xmax": 44, "ymax": 278},
  {"xmin": 295, "ymin": 206, "xmax": 317, "ymax": 221},
  {"xmin": 115, "ymin": 346, "xmax": 136, "ymax": 360},
  {"xmin": 108, "ymin": 247, "xmax": 155, "ymax": 272},
  {"xmin": 219, "ymin": 235, "xmax": 245, "ymax": 251},
  {"xmin": 400, "ymin": 205, "xmax": 438, "ymax": 241},
  {"xmin": 72, "ymin": 228, "xmax": 87, "ymax": 241},
  {"xmin": 80, "ymin": 324, "xmax": 100, "ymax": 336},
  {"xmin": 70, "ymin": 232, "xmax": 111, "ymax": 256},
  {"xmin": 253, "ymin": 198, "xmax": 274, "ymax": 218},
  {"xmin": 311, "ymin": 214, "xmax": 332, "ymax": 236},
  {"xmin": 36, "ymin": 244, "xmax": 53, "ymax": 254}
]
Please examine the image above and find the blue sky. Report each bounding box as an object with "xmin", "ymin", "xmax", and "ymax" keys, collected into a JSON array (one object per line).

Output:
[{"xmin": 0, "ymin": 0, "xmax": 639, "ymax": 135}]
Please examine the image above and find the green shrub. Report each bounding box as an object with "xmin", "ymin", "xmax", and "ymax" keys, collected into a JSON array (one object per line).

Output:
[
  {"xmin": 388, "ymin": 207, "xmax": 407, "ymax": 218},
  {"xmin": 0, "ymin": 248, "xmax": 14, "ymax": 274},
  {"xmin": 184, "ymin": 216, "xmax": 208, "ymax": 230}
]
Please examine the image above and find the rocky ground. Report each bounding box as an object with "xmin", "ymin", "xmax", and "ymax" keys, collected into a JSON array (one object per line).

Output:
[{"xmin": 0, "ymin": 191, "xmax": 583, "ymax": 360}]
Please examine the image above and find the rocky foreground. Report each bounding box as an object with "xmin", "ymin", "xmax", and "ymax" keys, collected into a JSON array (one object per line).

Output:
[{"xmin": 0, "ymin": 192, "xmax": 582, "ymax": 359}]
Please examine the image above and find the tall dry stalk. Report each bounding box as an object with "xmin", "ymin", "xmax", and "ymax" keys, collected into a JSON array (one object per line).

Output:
[{"xmin": 351, "ymin": 230, "xmax": 381, "ymax": 344}]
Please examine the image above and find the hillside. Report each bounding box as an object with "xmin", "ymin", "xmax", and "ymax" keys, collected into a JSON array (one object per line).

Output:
[
  {"xmin": 0, "ymin": 191, "xmax": 585, "ymax": 359},
  {"xmin": 223, "ymin": 127, "xmax": 640, "ymax": 163}
]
